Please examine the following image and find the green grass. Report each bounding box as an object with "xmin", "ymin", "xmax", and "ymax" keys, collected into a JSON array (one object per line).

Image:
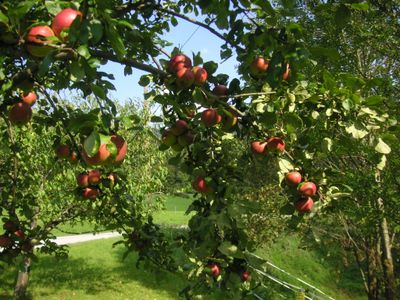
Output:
[
  {"xmin": 0, "ymin": 237, "xmax": 189, "ymax": 300},
  {"xmin": 259, "ymin": 234, "xmax": 367, "ymax": 300},
  {"xmin": 152, "ymin": 195, "xmax": 194, "ymax": 225}
]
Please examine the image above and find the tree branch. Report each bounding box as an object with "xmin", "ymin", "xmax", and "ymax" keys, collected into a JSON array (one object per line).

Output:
[
  {"xmin": 90, "ymin": 50, "xmax": 168, "ymax": 77},
  {"xmin": 157, "ymin": 7, "xmax": 244, "ymax": 52}
]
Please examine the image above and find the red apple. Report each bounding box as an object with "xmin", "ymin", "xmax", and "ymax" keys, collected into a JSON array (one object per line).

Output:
[
  {"xmin": 178, "ymin": 131, "xmax": 194, "ymax": 147},
  {"xmin": 250, "ymin": 57, "xmax": 269, "ymax": 76},
  {"xmin": 26, "ymin": 26, "xmax": 55, "ymax": 57},
  {"xmin": 82, "ymin": 143, "xmax": 111, "ymax": 166},
  {"xmin": 192, "ymin": 66, "xmax": 208, "ymax": 86},
  {"xmin": 201, "ymin": 109, "xmax": 221, "ymax": 127},
  {"xmin": 56, "ymin": 144, "xmax": 70, "ymax": 159},
  {"xmin": 168, "ymin": 54, "xmax": 192, "ymax": 74},
  {"xmin": 76, "ymin": 172, "xmax": 89, "ymax": 187},
  {"xmin": 3, "ymin": 220, "xmax": 18, "ymax": 233},
  {"xmin": 52, "ymin": 8, "xmax": 83, "ymax": 38},
  {"xmin": 8, "ymin": 102, "xmax": 32, "ymax": 125},
  {"xmin": 298, "ymin": 182, "xmax": 317, "ymax": 197},
  {"xmin": 88, "ymin": 170, "xmax": 101, "ymax": 185},
  {"xmin": 21, "ymin": 91, "xmax": 37, "ymax": 106},
  {"xmin": 266, "ymin": 137, "xmax": 285, "ymax": 152},
  {"xmin": 110, "ymin": 134, "xmax": 127, "ymax": 164},
  {"xmin": 251, "ymin": 141, "xmax": 267, "ymax": 155},
  {"xmin": 82, "ymin": 187, "xmax": 100, "ymax": 199},
  {"xmin": 242, "ymin": 271, "xmax": 250, "ymax": 282},
  {"xmin": 192, "ymin": 176, "xmax": 212, "ymax": 193},
  {"xmin": 21, "ymin": 240, "xmax": 34, "ymax": 252},
  {"xmin": 212, "ymin": 85, "xmax": 228, "ymax": 97},
  {"xmin": 283, "ymin": 63, "xmax": 290, "ymax": 81},
  {"xmin": 176, "ymin": 68, "xmax": 195, "ymax": 89},
  {"xmin": 294, "ymin": 197, "xmax": 314, "ymax": 213},
  {"xmin": 162, "ymin": 129, "xmax": 177, "ymax": 147},
  {"xmin": 170, "ymin": 120, "xmax": 189, "ymax": 136},
  {"xmin": 14, "ymin": 229, "xmax": 25, "ymax": 239},
  {"xmin": 0, "ymin": 235, "xmax": 12, "ymax": 248},
  {"xmin": 209, "ymin": 263, "xmax": 220, "ymax": 278},
  {"xmin": 285, "ymin": 171, "xmax": 302, "ymax": 186}
]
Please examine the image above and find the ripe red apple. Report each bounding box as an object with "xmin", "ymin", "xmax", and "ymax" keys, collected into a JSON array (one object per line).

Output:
[
  {"xmin": 110, "ymin": 134, "xmax": 127, "ymax": 164},
  {"xmin": 76, "ymin": 172, "xmax": 89, "ymax": 187},
  {"xmin": 294, "ymin": 197, "xmax": 314, "ymax": 213},
  {"xmin": 82, "ymin": 143, "xmax": 111, "ymax": 166},
  {"xmin": 201, "ymin": 109, "xmax": 221, "ymax": 127},
  {"xmin": 285, "ymin": 171, "xmax": 302, "ymax": 186},
  {"xmin": 170, "ymin": 120, "xmax": 189, "ymax": 136},
  {"xmin": 56, "ymin": 144, "xmax": 70, "ymax": 159},
  {"xmin": 283, "ymin": 63, "xmax": 290, "ymax": 81},
  {"xmin": 266, "ymin": 137, "xmax": 285, "ymax": 152},
  {"xmin": 21, "ymin": 91, "xmax": 37, "ymax": 106},
  {"xmin": 178, "ymin": 131, "xmax": 194, "ymax": 147},
  {"xmin": 52, "ymin": 8, "xmax": 83, "ymax": 38},
  {"xmin": 168, "ymin": 54, "xmax": 192, "ymax": 74},
  {"xmin": 192, "ymin": 176, "xmax": 212, "ymax": 193},
  {"xmin": 26, "ymin": 25, "xmax": 55, "ymax": 57},
  {"xmin": 0, "ymin": 235, "xmax": 12, "ymax": 248},
  {"xmin": 162, "ymin": 129, "xmax": 177, "ymax": 147},
  {"xmin": 242, "ymin": 271, "xmax": 250, "ymax": 282},
  {"xmin": 250, "ymin": 57, "xmax": 269, "ymax": 76},
  {"xmin": 209, "ymin": 263, "xmax": 220, "ymax": 278},
  {"xmin": 192, "ymin": 66, "xmax": 208, "ymax": 86},
  {"xmin": 3, "ymin": 220, "xmax": 18, "ymax": 233},
  {"xmin": 176, "ymin": 68, "xmax": 195, "ymax": 89},
  {"xmin": 8, "ymin": 102, "xmax": 32, "ymax": 125},
  {"xmin": 298, "ymin": 181, "xmax": 317, "ymax": 197},
  {"xmin": 88, "ymin": 170, "xmax": 101, "ymax": 185},
  {"xmin": 14, "ymin": 229, "xmax": 25, "ymax": 239},
  {"xmin": 251, "ymin": 141, "xmax": 267, "ymax": 155},
  {"xmin": 212, "ymin": 85, "xmax": 228, "ymax": 97},
  {"xmin": 82, "ymin": 187, "xmax": 100, "ymax": 199}
]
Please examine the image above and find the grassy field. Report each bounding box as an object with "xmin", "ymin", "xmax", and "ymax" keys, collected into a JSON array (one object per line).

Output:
[{"xmin": 0, "ymin": 194, "xmax": 367, "ymax": 299}]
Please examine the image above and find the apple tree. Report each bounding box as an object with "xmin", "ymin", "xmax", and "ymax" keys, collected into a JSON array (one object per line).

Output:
[{"xmin": 0, "ymin": 0, "xmax": 398, "ymax": 299}]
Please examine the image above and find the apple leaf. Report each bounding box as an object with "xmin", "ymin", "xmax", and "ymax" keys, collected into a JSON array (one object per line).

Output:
[
  {"xmin": 375, "ymin": 138, "xmax": 391, "ymax": 154},
  {"xmin": 321, "ymin": 137, "xmax": 332, "ymax": 153},
  {"xmin": 84, "ymin": 130, "xmax": 100, "ymax": 157},
  {"xmin": 345, "ymin": 124, "xmax": 368, "ymax": 139},
  {"xmin": 365, "ymin": 95, "xmax": 384, "ymax": 106},
  {"xmin": 106, "ymin": 141, "xmax": 117, "ymax": 158},
  {"xmin": 218, "ymin": 241, "xmax": 244, "ymax": 258},
  {"xmin": 377, "ymin": 155, "xmax": 387, "ymax": 171},
  {"xmin": 278, "ymin": 158, "xmax": 294, "ymax": 173},
  {"xmin": 280, "ymin": 203, "xmax": 295, "ymax": 215}
]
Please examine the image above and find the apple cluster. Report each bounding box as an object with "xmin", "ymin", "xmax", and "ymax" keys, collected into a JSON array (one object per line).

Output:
[
  {"xmin": 0, "ymin": 220, "xmax": 33, "ymax": 253},
  {"xmin": 167, "ymin": 54, "xmax": 208, "ymax": 89},
  {"xmin": 162, "ymin": 120, "xmax": 194, "ymax": 152},
  {"xmin": 206, "ymin": 263, "xmax": 250, "ymax": 282},
  {"xmin": 8, "ymin": 91, "xmax": 38, "ymax": 126},
  {"xmin": 251, "ymin": 137, "xmax": 285, "ymax": 155},
  {"xmin": 81, "ymin": 134, "xmax": 127, "ymax": 166},
  {"xmin": 77, "ymin": 170, "xmax": 118, "ymax": 200},
  {"xmin": 55, "ymin": 144, "xmax": 78, "ymax": 163},
  {"xmin": 26, "ymin": 8, "xmax": 82, "ymax": 57},
  {"xmin": 285, "ymin": 171, "xmax": 318, "ymax": 213},
  {"xmin": 250, "ymin": 56, "xmax": 290, "ymax": 81}
]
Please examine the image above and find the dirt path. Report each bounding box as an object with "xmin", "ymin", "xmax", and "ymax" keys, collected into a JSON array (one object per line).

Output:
[{"xmin": 53, "ymin": 231, "xmax": 121, "ymax": 245}]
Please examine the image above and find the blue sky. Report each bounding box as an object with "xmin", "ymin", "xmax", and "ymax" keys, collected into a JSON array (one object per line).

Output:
[{"xmin": 100, "ymin": 20, "xmax": 238, "ymax": 102}]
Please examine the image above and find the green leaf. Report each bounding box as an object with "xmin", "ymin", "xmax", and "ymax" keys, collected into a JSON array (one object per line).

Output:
[
  {"xmin": 322, "ymin": 137, "xmax": 332, "ymax": 153},
  {"xmin": 280, "ymin": 203, "xmax": 295, "ymax": 215},
  {"xmin": 88, "ymin": 19, "xmax": 103, "ymax": 44},
  {"xmin": 69, "ymin": 60, "xmax": 85, "ymax": 82},
  {"xmin": 170, "ymin": 16, "xmax": 178, "ymax": 26},
  {"xmin": 310, "ymin": 47, "xmax": 340, "ymax": 61},
  {"xmin": 91, "ymin": 84, "xmax": 106, "ymax": 99},
  {"xmin": 365, "ymin": 95, "xmax": 384, "ymax": 106},
  {"xmin": 0, "ymin": 11, "xmax": 9, "ymax": 25},
  {"xmin": 345, "ymin": 124, "xmax": 368, "ymax": 139},
  {"xmin": 77, "ymin": 45, "xmax": 91, "ymax": 59},
  {"xmin": 203, "ymin": 61, "xmax": 218, "ymax": 75},
  {"xmin": 84, "ymin": 130, "xmax": 101, "ymax": 157},
  {"xmin": 278, "ymin": 158, "xmax": 294, "ymax": 173},
  {"xmin": 105, "ymin": 22, "xmax": 126, "ymax": 59},
  {"xmin": 218, "ymin": 242, "xmax": 243, "ymax": 258},
  {"xmin": 351, "ymin": 3, "xmax": 369, "ymax": 10},
  {"xmin": 150, "ymin": 116, "xmax": 163, "ymax": 123},
  {"xmin": 106, "ymin": 141, "xmax": 117, "ymax": 157},
  {"xmin": 377, "ymin": 155, "xmax": 386, "ymax": 171},
  {"xmin": 375, "ymin": 138, "xmax": 391, "ymax": 154},
  {"xmin": 335, "ymin": 4, "xmax": 351, "ymax": 28},
  {"xmin": 139, "ymin": 75, "xmax": 150, "ymax": 87}
]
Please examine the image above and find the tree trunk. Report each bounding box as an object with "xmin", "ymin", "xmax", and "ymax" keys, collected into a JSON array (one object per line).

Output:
[
  {"xmin": 377, "ymin": 198, "xmax": 396, "ymax": 300},
  {"xmin": 14, "ymin": 256, "xmax": 31, "ymax": 300}
]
